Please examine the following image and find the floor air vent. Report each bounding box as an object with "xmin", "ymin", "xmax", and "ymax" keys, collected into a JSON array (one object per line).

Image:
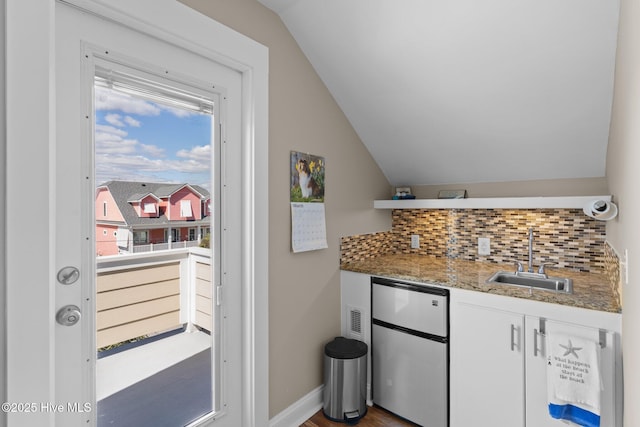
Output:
[{"xmin": 347, "ymin": 306, "xmax": 363, "ymax": 340}]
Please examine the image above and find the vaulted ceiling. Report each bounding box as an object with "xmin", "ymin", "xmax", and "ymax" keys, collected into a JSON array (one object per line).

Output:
[{"xmin": 258, "ymin": 0, "xmax": 620, "ymax": 186}]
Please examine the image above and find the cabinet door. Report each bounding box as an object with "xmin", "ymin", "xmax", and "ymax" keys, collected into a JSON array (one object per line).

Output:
[
  {"xmin": 525, "ymin": 317, "xmax": 620, "ymax": 427},
  {"xmin": 451, "ymin": 303, "xmax": 525, "ymax": 427}
]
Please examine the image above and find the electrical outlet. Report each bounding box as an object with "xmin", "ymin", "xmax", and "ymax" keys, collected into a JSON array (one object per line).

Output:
[
  {"xmin": 478, "ymin": 237, "xmax": 490, "ymax": 255},
  {"xmin": 411, "ymin": 234, "xmax": 420, "ymax": 249}
]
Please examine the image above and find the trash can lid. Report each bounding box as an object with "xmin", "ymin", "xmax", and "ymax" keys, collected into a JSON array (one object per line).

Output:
[{"xmin": 324, "ymin": 337, "xmax": 368, "ymax": 359}]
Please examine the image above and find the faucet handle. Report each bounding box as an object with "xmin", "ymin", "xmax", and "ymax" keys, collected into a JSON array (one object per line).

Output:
[
  {"xmin": 514, "ymin": 261, "xmax": 524, "ymax": 273},
  {"xmin": 538, "ymin": 262, "xmax": 555, "ymax": 275}
]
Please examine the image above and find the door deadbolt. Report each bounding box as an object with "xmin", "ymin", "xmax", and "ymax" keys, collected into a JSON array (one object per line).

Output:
[
  {"xmin": 56, "ymin": 305, "xmax": 81, "ymax": 326},
  {"xmin": 57, "ymin": 266, "xmax": 80, "ymax": 285}
]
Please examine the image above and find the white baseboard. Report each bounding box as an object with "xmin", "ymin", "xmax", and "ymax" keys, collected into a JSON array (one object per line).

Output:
[{"xmin": 269, "ymin": 385, "xmax": 324, "ymax": 427}]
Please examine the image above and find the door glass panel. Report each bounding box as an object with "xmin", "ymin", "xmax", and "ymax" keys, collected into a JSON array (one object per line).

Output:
[{"xmin": 93, "ymin": 74, "xmax": 216, "ymax": 426}]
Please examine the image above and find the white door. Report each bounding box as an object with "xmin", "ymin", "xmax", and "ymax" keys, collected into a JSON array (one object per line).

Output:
[
  {"xmin": 450, "ymin": 303, "xmax": 525, "ymax": 427},
  {"xmin": 53, "ymin": 3, "xmax": 241, "ymax": 426},
  {"xmin": 6, "ymin": 1, "xmax": 267, "ymax": 426}
]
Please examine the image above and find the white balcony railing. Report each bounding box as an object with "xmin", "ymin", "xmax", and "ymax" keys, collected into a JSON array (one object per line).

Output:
[
  {"xmin": 132, "ymin": 239, "xmax": 201, "ymax": 254},
  {"xmin": 96, "ymin": 247, "xmax": 212, "ymax": 350}
]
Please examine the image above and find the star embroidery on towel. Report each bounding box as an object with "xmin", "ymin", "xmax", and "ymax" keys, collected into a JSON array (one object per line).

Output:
[{"xmin": 559, "ymin": 340, "xmax": 582, "ymax": 359}]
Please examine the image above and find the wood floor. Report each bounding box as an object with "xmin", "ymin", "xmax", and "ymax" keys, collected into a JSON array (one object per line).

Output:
[{"xmin": 301, "ymin": 406, "xmax": 417, "ymax": 427}]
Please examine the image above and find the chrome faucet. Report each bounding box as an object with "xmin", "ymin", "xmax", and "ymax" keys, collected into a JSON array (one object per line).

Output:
[
  {"xmin": 513, "ymin": 228, "xmax": 553, "ymax": 277},
  {"xmin": 513, "ymin": 228, "xmax": 538, "ymax": 274}
]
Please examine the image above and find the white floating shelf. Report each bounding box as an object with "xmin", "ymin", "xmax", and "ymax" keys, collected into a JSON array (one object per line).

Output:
[{"xmin": 374, "ymin": 195, "xmax": 612, "ymax": 210}]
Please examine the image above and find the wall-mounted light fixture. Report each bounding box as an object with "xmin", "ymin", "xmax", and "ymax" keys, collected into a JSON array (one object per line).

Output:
[{"xmin": 583, "ymin": 199, "xmax": 618, "ymax": 221}]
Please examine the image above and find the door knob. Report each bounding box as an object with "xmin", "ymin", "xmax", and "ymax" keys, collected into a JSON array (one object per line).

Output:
[{"xmin": 56, "ymin": 305, "xmax": 81, "ymax": 326}]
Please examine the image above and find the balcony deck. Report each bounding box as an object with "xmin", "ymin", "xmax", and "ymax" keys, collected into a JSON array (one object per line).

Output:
[
  {"xmin": 97, "ymin": 330, "xmax": 212, "ymax": 427},
  {"xmin": 96, "ymin": 248, "xmax": 215, "ymax": 427}
]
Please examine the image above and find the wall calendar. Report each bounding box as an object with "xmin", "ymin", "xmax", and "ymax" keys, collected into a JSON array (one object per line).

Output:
[{"xmin": 290, "ymin": 151, "xmax": 327, "ymax": 252}]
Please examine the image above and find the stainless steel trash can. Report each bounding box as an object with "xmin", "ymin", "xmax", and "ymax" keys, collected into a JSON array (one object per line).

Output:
[{"xmin": 323, "ymin": 337, "xmax": 368, "ymax": 424}]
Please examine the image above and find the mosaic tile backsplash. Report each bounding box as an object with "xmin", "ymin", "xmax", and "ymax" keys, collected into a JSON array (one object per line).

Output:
[
  {"xmin": 604, "ymin": 241, "xmax": 622, "ymax": 301},
  {"xmin": 341, "ymin": 208, "xmax": 610, "ymax": 273}
]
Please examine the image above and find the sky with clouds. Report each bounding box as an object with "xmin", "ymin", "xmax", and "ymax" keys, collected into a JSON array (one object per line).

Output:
[{"xmin": 95, "ymin": 86, "xmax": 212, "ymax": 189}]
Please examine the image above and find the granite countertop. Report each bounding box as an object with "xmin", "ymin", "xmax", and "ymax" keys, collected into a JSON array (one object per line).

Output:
[{"xmin": 341, "ymin": 254, "xmax": 621, "ymax": 313}]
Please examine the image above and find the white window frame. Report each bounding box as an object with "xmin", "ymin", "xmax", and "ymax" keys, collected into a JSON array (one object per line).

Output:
[
  {"xmin": 180, "ymin": 199, "xmax": 193, "ymax": 217},
  {"xmin": 143, "ymin": 202, "xmax": 156, "ymax": 214},
  {"xmin": 133, "ymin": 230, "xmax": 148, "ymax": 244}
]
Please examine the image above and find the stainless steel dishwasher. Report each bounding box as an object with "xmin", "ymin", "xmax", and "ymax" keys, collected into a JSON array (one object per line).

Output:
[{"xmin": 371, "ymin": 277, "xmax": 449, "ymax": 426}]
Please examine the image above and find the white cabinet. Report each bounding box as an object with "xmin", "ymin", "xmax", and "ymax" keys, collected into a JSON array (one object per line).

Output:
[
  {"xmin": 451, "ymin": 303, "xmax": 526, "ymax": 427},
  {"xmin": 450, "ymin": 290, "xmax": 622, "ymax": 427},
  {"xmin": 340, "ymin": 272, "xmax": 622, "ymax": 427}
]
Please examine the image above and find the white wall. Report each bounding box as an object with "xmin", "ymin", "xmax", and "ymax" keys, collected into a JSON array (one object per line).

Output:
[
  {"xmin": 605, "ymin": 0, "xmax": 640, "ymax": 425},
  {"xmin": 179, "ymin": 0, "xmax": 392, "ymax": 418}
]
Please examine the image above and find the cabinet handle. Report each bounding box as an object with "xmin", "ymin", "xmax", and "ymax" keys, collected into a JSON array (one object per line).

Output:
[
  {"xmin": 510, "ymin": 324, "xmax": 517, "ymax": 352},
  {"xmin": 533, "ymin": 328, "xmax": 541, "ymax": 357}
]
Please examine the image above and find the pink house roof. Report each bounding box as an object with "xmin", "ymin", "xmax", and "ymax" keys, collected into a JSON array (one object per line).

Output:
[
  {"xmin": 127, "ymin": 192, "xmax": 162, "ymax": 203},
  {"xmin": 96, "ymin": 180, "xmax": 210, "ymax": 228}
]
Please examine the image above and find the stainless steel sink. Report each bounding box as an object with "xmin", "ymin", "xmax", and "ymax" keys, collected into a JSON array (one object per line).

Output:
[{"xmin": 486, "ymin": 271, "xmax": 573, "ymax": 294}]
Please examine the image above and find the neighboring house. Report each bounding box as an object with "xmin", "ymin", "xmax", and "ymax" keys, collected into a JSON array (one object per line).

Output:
[{"xmin": 96, "ymin": 180, "xmax": 211, "ymax": 256}]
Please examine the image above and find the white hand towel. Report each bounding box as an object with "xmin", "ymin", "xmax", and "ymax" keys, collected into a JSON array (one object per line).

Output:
[{"xmin": 547, "ymin": 332, "xmax": 602, "ymax": 427}]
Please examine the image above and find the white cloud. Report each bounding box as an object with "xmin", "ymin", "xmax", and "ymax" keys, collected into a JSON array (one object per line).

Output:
[
  {"xmin": 124, "ymin": 116, "xmax": 141, "ymax": 127},
  {"xmin": 97, "ymin": 154, "xmax": 163, "ymax": 169},
  {"xmin": 95, "ymin": 139, "xmax": 139, "ymax": 155},
  {"xmin": 159, "ymin": 104, "xmax": 196, "ymax": 118},
  {"xmin": 95, "ymin": 86, "xmax": 201, "ymax": 119},
  {"xmin": 95, "ymin": 152, "xmax": 209, "ymax": 186},
  {"xmin": 95, "ymin": 86, "xmax": 161, "ymax": 116},
  {"xmin": 94, "ymin": 87, "xmax": 211, "ymax": 185},
  {"xmin": 95, "ymin": 157, "xmax": 171, "ymax": 185},
  {"xmin": 172, "ymin": 145, "xmax": 211, "ymax": 172},
  {"xmin": 105, "ymin": 114, "xmax": 125, "ymax": 127},
  {"xmin": 165, "ymin": 159, "xmax": 210, "ymax": 173},
  {"xmin": 176, "ymin": 145, "xmax": 210, "ymax": 161},
  {"xmin": 95, "ymin": 124, "xmax": 132, "ymax": 154},
  {"xmin": 95, "ymin": 118, "xmax": 165, "ymax": 160},
  {"xmin": 140, "ymin": 143, "xmax": 165, "ymax": 158},
  {"xmin": 96, "ymin": 124, "xmax": 128, "ymax": 138},
  {"xmin": 95, "ymin": 149, "xmax": 210, "ymax": 180},
  {"xmin": 101, "ymin": 111, "xmax": 141, "ymax": 129}
]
